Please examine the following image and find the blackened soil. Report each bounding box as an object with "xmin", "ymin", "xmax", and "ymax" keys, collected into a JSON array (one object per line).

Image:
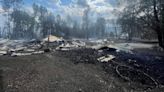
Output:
[{"xmin": 0, "ymin": 48, "xmax": 164, "ymax": 92}]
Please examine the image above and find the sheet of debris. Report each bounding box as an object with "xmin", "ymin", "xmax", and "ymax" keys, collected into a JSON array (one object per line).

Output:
[
  {"xmin": 56, "ymin": 40, "xmax": 86, "ymax": 51},
  {"xmin": 0, "ymin": 38, "xmax": 47, "ymax": 56},
  {"xmin": 0, "ymin": 37, "xmax": 87, "ymax": 56},
  {"xmin": 97, "ymin": 55, "xmax": 115, "ymax": 63},
  {"xmin": 43, "ymin": 35, "xmax": 64, "ymax": 43},
  {"xmin": 92, "ymin": 44, "xmax": 132, "ymax": 54}
]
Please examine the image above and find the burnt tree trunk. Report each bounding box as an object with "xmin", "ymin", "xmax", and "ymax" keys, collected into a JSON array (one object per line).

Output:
[
  {"xmin": 161, "ymin": 2, "xmax": 164, "ymax": 48},
  {"xmin": 156, "ymin": 29, "xmax": 164, "ymax": 48},
  {"xmin": 153, "ymin": 0, "xmax": 164, "ymax": 48}
]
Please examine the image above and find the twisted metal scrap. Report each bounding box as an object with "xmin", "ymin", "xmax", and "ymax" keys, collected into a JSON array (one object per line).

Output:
[{"xmin": 116, "ymin": 65, "xmax": 158, "ymax": 88}]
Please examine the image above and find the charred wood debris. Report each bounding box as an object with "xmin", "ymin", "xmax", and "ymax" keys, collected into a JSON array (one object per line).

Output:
[{"xmin": 0, "ymin": 38, "xmax": 164, "ymax": 91}]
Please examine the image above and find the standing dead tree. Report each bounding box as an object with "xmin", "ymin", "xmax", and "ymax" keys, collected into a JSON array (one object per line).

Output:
[{"xmin": 118, "ymin": 0, "xmax": 164, "ymax": 48}]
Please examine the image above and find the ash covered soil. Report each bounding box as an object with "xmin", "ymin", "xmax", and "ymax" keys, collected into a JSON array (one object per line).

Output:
[
  {"xmin": 0, "ymin": 48, "xmax": 164, "ymax": 92},
  {"xmin": 0, "ymin": 50, "xmax": 113, "ymax": 92}
]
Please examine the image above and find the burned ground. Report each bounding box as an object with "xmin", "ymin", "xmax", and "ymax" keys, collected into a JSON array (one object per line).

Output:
[
  {"xmin": 0, "ymin": 52, "xmax": 111, "ymax": 92},
  {"xmin": 0, "ymin": 47, "xmax": 164, "ymax": 92}
]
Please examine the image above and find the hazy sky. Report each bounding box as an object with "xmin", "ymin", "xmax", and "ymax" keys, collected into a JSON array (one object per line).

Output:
[
  {"xmin": 0, "ymin": 0, "xmax": 126, "ymax": 27},
  {"xmin": 23, "ymin": 0, "xmax": 120, "ymax": 20}
]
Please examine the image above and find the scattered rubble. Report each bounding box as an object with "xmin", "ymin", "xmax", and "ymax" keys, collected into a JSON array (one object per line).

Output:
[
  {"xmin": 25, "ymin": 49, "xmax": 35, "ymax": 52},
  {"xmin": 98, "ymin": 46, "xmax": 117, "ymax": 52},
  {"xmin": 71, "ymin": 39, "xmax": 86, "ymax": 47},
  {"xmin": 0, "ymin": 51, "xmax": 7, "ymax": 56},
  {"xmin": 32, "ymin": 51, "xmax": 44, "ymax": 54},
  {"xmin": 56, "ymin": 40, "xmax": 86, "ymax": 51},
  {"xmin": 11, "ymin": 52, "xmax": 32, "ymax": 57},
  {"xmin": 0, "ymin": 39, "xmax": 44, "ymax": 56},
  {"xmin": 11, "ymin": 47, "xmax": 27, "ymax": 52},
  {"xmin": 0, "ymin": 37, "xmax": 87, "ymax": 56},
  {"xmin": 43, "ymin": 35, "xmax": 64, "ymax": 43},
  {"xmin": 93, "ymin": 44, "xmax": 133, "ymax": 54},
  {"xmin": 44, "ymin": 48, "xmax": 51, "ymax": 52},
  {"xmin": 56, "ymin": 43, "xmax": 79, "ymax": 51},
  {"xmin": 0, "ymin": 38, "xmax": 164, "ymax": 91},
  {"xmin": 97, "ymin": 55, "xmax": 115, "ymax": 63},
  {"xmin": 57, "ymin": 45, "xmax": 164, "ymax": 91}
]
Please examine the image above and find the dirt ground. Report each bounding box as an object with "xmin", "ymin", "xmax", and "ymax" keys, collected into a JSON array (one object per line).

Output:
[{"xmin": 0, "ymin": 49, "xmax": 164, "ymax": 92}]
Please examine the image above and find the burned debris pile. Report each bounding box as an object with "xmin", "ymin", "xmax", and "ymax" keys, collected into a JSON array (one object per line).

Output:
[
  {"xmin": 0, "ymin": 39, "xmax": 44, "ymax": 57},
  {"xmin": 96, "ymin": 46, "xmax": 164, "ymax": 90},
  {"xmin": 56, "ymin": 44, "xmax": 164, "ymax": 90},
  {"xmin": 0, "ymin": 36, "xmax": 86, "ymax": 57},
  {"xmin": 0, "ymin": 37, "xmax": 164, "ymax": 91}
]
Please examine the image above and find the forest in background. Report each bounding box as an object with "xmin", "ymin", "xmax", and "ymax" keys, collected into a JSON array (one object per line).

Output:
[
  {"xmin": 0, "ymin": 0, "xmax": 163, "ymax": 48},
  {"xmin": 118, "ymin": 0, "xmax": 164, "ymax": 48},
  {"xmin": 0, "ymin": 0, "xmax": 107, "ymax": 40}
]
